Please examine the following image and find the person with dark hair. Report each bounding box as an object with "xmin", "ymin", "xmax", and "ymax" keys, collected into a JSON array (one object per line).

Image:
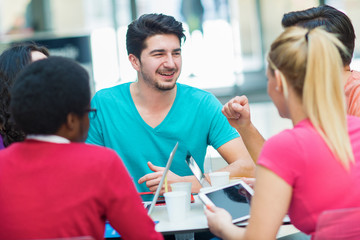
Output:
[
  {"xmin": 0, "ymin": 57, "xmax": 163, "ymax": 240},
  {"xmin": 282, "ymin": 5, "xmax": 355, "ymax": 67},
  {"xmin": 87, "ymin": 13, "xmax": 255, "ymax": 194},
  {"xmin": 282, "ymin": 5, "xmax": 359, "ymax": 117},
  {"xmin": 0, "ymin": 43, "xmax": 49, "ymax": 149},
  {"xmin": 206, "ymin": 26, "xmax": 360, "ymax": 240},
  {"xmin": 222, "ymin": 5, "xmax": 360, "ymax": 163}
]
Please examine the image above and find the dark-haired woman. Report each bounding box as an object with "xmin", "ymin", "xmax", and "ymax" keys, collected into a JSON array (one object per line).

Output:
[{"xmin": 0, "ymin": 43, "xmax": 49, "ymax": 149}]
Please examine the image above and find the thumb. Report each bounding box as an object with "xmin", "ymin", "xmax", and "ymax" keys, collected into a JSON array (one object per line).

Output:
[
  {"xmin": 206, "ymin": 204, "xmax": 216, "ymax": 212},
  {"xmin": 147, "ymin": 161, "xmax": 163, "ymax": 172},
  {"xmin": 232, "ymin": 103, "xmax": 249, "ymax": 116},
  {"xmin": 232, "ymin": 103, "xmax": 244, "ymax": 112}
]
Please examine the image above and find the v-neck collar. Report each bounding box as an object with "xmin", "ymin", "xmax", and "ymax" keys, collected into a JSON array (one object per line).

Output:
[{"xmin": 127, "ymin": 82, "xmax": 180, "ymax": 131}]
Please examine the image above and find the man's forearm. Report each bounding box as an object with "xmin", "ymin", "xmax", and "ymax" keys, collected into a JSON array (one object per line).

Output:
[
  {"xmin": 181, "ymin": 175, "xmax": 204, "ymax": 193},
  {"xmin": 215, "ymin": 158, "xmax": 256, "ymax": 179}
]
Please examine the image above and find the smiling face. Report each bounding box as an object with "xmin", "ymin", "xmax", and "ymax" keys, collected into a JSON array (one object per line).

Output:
[{"xmin": 130, "ymin": 34, "xmax": 182, "ymax": 91}]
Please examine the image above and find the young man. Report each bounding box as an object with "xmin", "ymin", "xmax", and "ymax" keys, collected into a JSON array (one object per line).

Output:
[
  {"xmin": 0, "ymin": 57, "xmax": 162, "ymax": 240},
  {"xmin": 86, "ymin": 13, "xmax": 255, "ymax": 193},
  {"xmin": 223, "ymin": 5, "xmax": 360, "ymax": 162}
]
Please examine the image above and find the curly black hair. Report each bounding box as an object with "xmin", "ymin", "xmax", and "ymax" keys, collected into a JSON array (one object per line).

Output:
[
  {"xmin": 10, "ymin": 56, "xmax": 90, "ymax": 135},
  {"xmin": 0, "ymin": 43, "xmax": 49, "ymax": 147}
]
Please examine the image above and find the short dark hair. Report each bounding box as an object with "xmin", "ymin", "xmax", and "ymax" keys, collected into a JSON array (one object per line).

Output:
[
  {"xmin": 0, "ymin": 43, "xmax": 49, "ymax": 146},
  {"xmin": 126, "ymin": 13, "xmax": 186, "ymax": 59},
  {"xmin": 10, "ymin": 56, "xmax": 90, "ymax": 135},
  {"xmin": 282, "ymin": 5, "xmax": 355, "ymax": 66}
]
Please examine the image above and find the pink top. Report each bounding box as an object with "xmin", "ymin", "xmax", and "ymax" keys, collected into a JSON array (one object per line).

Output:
[
  {"xmin": 345, "ymin": 70, "xmax": 360, "ymax": 117},
  {"xmin": 258, "ymin": 116, "xmax": 360, "ymax": 236},
  {"xmin": 0, "ymin": 140, "xmax": 163, "ymax": 240}
]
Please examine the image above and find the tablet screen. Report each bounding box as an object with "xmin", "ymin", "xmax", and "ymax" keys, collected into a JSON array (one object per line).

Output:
[{"xmin": 204, "ymin": 183, "xmax": 252, "ymax": 223}]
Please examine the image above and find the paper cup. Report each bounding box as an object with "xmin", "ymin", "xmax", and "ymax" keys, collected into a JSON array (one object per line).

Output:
[
  {"xmin": 209, "ymin": 171, "xmax": 230, "ymax": 187},
  {"xmin": 164, "ymin": 191, "xmax": 187, "ymax": 222},
  {"xmin": 171, "ymin": 182, "xmax": 192, "ymax": 211}
]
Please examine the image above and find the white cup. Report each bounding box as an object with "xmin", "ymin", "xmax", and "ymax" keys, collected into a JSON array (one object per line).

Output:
[
  {"xmin": 171, "ymin": 182, "xmax": 192, "ymax": 211},
  {"xmin": 209, "ymin": 171, "xmax": 230, "ymax": 187},
  {"xmin": 164, "ymin": 191, "xmax": 187, "ymax": 222}
]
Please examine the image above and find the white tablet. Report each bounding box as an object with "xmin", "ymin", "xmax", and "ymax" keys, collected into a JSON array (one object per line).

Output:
[{"xmin": 198, "ymin": 180, "xmax": 254, "ymax": 223}]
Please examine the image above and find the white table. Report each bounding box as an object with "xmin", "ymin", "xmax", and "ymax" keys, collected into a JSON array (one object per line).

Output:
[
  {"xmin": 151, "ymin": 195, "xmax": 208, "ymax": 234},
  {"xmin": 150, "ymin": 195, "xmax": 301, "ymax": 238}
]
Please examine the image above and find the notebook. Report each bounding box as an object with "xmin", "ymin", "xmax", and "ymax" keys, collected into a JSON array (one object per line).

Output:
[{"xmin": 147, "ymin": 142, "xmax": 178, "ymax": 215}]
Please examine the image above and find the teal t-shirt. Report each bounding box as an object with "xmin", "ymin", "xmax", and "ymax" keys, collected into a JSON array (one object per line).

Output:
[{"xmin": 86, "ymin": 82, "xmax": 239, "ymax": 192}]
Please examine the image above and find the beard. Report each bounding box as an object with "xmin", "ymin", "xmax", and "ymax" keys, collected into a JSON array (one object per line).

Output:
[{"xmin": 140, "ymin": 68, "xmax": 178, "ymax": 91}]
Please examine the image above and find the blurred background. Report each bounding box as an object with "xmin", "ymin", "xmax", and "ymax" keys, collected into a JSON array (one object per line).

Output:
[{"xmin": 0, "ymin": 0, "xmax": 359, "ymax": 166}]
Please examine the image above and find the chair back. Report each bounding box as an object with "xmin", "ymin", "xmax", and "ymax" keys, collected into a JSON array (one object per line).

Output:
[{"xmin": 314, "ymin": 207, "xmax": 360, "ymax": 240}]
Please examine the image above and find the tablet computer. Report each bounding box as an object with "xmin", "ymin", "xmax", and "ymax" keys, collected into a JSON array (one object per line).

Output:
[
  {"xmin": 185, "ymin": 153, "xmax": 211, "ymax": 188},
  {"xmin": 147, "ymin": 142, "xmax": 178, "ymax": 215},
  {"xmin": 198, "ymin": 180, "xmax": 254, "ymax": 223}
]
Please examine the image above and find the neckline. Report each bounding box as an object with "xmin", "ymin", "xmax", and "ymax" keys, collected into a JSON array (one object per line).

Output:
[
  {"xmin": 26, "ymin": 134, "xmax": 70, "ymax": 144},
  {"xmin": 127, "ymin": 82, "xmax": 180, "ymax": 131}
]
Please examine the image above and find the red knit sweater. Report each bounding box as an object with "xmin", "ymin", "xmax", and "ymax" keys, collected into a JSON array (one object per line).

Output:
[{"xmin": 0, "ymin": 140, "xmax": 163, "ymax": 240}]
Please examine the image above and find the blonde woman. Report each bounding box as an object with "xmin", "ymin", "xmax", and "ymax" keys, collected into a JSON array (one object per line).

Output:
[{"xmin": 205, "ymin": 27, "xmax": 360, "ymax": 239}]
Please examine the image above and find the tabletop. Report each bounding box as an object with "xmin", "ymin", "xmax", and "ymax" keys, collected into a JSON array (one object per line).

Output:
[{"xmin": 150, "ymin": 195, "xmax": 301, "ymax": 238}]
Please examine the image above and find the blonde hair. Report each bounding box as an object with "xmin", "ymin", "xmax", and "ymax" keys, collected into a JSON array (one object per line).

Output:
[{"xmin": 268, "ymin": 27, "xmax": 354, "ymax": 170}]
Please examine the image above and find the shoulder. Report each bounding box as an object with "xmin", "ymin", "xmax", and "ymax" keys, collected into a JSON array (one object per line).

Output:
[
  {"xmin": 262, "ymin": 120, "xmax": 314, "ymax": 155},
  {"xmin": 350, "ymin": 70, "xmax": 360, "ymax": 80},
  {"xmin": 72, "ymin": 143, "xmax": 128, "ymax": 172},
  {"xmin": 347, "ymin": 115, "xmax": 360, "ymax": 131},
  {"xmin": 258, "ymin": 122, "xmax": 315, "ymax": 184},
  {"xmin": 177, "ymin": 83, "xmax": 218, "ymax": 104},
  {"xmin": 71, "ymin": 143, "xmax": 120, "ymax": 161},
  {"xmin": 346, "ymin": 71, "xmax": 360, "ymax": 90},
  {"xmin": 178, "ymin": 83, "xmax": 213, "ymax": 98},
  {"xmin": 93, "ymin": 83, "xmax": 131, "ymax": 100},
  {"xmin": 262, "ymin": 129, "xmax": 297, "ymax": 151}
]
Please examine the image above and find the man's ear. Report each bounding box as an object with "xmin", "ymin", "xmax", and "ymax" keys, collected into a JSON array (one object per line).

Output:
[{"xmin": 128, "ymin": 54, "xmax": 141, "ymax": 71}]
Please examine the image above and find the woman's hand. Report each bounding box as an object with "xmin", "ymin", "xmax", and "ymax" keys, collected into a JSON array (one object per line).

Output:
[
  {"xmin": 241, "ymin": 177, "xmax": 256, "ymax": 189},
  {"xmin": 222, "ymin": 96, "xmax": 251, "ymax": 130},
  {"xmin": 205, "ymin": 205, "xmax": 245, "ymax": 239}
]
